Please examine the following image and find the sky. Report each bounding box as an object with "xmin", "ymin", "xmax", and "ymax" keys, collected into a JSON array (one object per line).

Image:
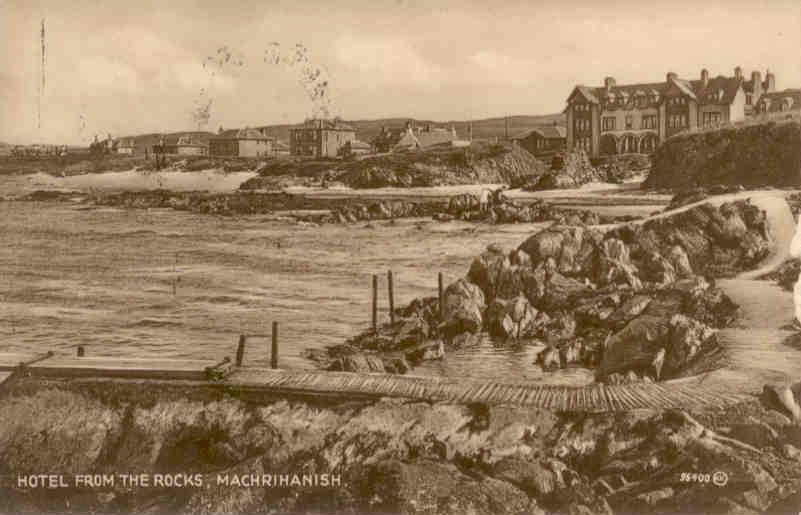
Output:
[{"xmin": 1, "ymin": 0, "xmax": 799, "ymax": 145}]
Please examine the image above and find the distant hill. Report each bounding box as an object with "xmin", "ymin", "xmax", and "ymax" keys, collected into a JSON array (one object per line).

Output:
[
  {"xmin": 116, "ymin": 114, "xmax": 566, "ymax": 149},
  {"xmin": 255, "ymin": 114, "xmax": 566, "ymax": 143}
]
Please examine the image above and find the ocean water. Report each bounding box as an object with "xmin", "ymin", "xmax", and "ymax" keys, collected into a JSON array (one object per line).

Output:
[
  {"xmin": 0, "ymin": 195, "xmax": 589, "ymax": 381},
  {"xmin": 1, "ymin": 169, "xmax": 672, "ymax": 383}
]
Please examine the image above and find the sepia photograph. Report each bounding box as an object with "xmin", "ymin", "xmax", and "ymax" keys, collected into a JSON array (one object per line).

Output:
[{"xmin": 1, "ymin": 0, "xmax": 800, "ymax": 514}]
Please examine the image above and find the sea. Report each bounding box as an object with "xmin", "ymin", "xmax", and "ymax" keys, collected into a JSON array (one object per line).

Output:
[{"xmin": 0, "ymin": 169, "xmax": 662, "ymax": 383}]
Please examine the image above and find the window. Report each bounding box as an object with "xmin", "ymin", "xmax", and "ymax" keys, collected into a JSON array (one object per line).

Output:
[
  {"xmin": 575, "ymin": 119, "xmax": 590, "ymax": 133},
  {"xmin": 746, "ymin": 94, "xmax": 752, "ymax": 105},
  {"xmin": 642, "ymin": 115, "xmax": 657, "ymax": 130},
  {"xmin": 702, "ymin": 112, "xmax": 722, "ymax": 127},
  {"xmin": 625, "ymin": 115, "xmax": 633, "ymax": 129},
  {"xmin": 602, "ymin": 117, "xmax": 616, "ymax": 131}
]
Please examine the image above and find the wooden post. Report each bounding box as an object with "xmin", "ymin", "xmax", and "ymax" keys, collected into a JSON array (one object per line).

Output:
[
  {"xmin": 235, "ymin": 335, "xmax": 246, "ymax": 367},
  {"xmin": 172, "ymin": 252, "xmax": 178, "ymax": 296},
  {"xmin": 372, "ymin": 274, "xmax": 378, "ymax": 333},
  {"xmin": 271, "ymin": 322, "xmax": 279, "ymax": 369},
  {"xmin": 387, "ymin": 270, "xmax": 395, "ymax": 325},
  {"xmin": 77, "ymin": 345, "xmax": 85, "ymax": 357},
  {"xmin": 438, "ymin": 272, "xmax": 444, "ymax": 320}
]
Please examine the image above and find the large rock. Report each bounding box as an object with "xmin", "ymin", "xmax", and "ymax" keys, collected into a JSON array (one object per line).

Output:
[
  {"xmin": 661, "ymin": 314, "xmax": 718, "ymax": 378},
  {"xmin": 594, "ymin": 238, "xmax": 642, "ymax": 290},
  {"xmin": 440, "ymin": 278, "xmax": 485, "ymax": 337},
  {"xmin": 518, "ymin": 226, "xmax": 601, "ymax": 275},
  {"xmin": 405, "ymin": 340, "xmax": 445, "ymax": 364},
  {"xmin": 329, "ymin": 354, "xmax": 386, "ymax": 373},
  {"xmin": 468, "ymin": 245, "xmax": 530, "ymax": 302},
  {"xmin": 447, "ymin": 193, "xmax": 481, "ymax": 216},
  {"xmin": 541, "ymin": 271, "xmax": 591, "ymax": 311},
  {"xmin": 485, "ymin": 295, "xmax": 546, "ymax": 340}
]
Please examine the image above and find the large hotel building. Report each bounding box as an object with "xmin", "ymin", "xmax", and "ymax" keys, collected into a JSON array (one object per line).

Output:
[{"xmin": 565, "ymin": 67, "xmax": 776, "ymax": 158}]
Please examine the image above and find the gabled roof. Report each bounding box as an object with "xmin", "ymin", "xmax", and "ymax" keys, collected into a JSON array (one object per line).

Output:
[
  {"xmin": 567, "ymin": 85, "xmax": 601, "ymax": 104},
  {"xmin": 567, "ymin": 73, "xmax": 745, "ymax": 109},
  {"xmin": 689, "ymin": 76, "xmax": 741, "ymax": 105},
  {"xmin": 757, "ymin": 89, "xmax": 801, "ymax": 112},
  {"xmin": 513, "ymin": 125, "xmax": 566, "ymax": 140}
]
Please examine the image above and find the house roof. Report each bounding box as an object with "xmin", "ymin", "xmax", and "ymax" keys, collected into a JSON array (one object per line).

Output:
[
  {"xmin": 163, "ymin": 135, "xmax": 209, "ymax": 147},
  {"xmin": 212, "ymin": 128, "xmax": 273, "ymax": 141},
  {"xmin": 273, "ymin": 140, "xmax": 290, "ymax": 151},
  {"xmin": 567, "ymin": 74, "xmax": 743, "ymax": 108},
  {"xmin": 513, "ymin": 125, "xmax": 566, "ymax": 140},
  {"xmin": 688, "ymin": 76, "xmax": 741, "ymax": 105},
  {"xmin": 757, "ymin": 89, "xmax": 801, "ymax": 112},
  {"xmin": 415, "ymin": 129, "xmax": 456, "ymax": 148}
]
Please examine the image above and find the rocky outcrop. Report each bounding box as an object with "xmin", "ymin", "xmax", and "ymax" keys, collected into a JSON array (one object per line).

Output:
[
  {"xmin": 645, "ymin": 118, "xmax": 801, "ymax": 189},
  {"xmin": 441, "ymin": 278, "xmax": 486, "ymax": 337},
  {"xmin": 1, "ymin": 379, "xmax": 800, "ymax": 515},
  {"xmin": 331, "ymin": 198, "xmax": 764, "ymax": 379},
  {"xmin": 606, "ymin": 199, "xmax": 772, "ymax": 278},
  {"xmin": 338, "ymin": 144, "xmax": 547, "ymax": 189},
  {"xmin": 522, "ymin": 150, "xmax": 602, "ymax": 191}
]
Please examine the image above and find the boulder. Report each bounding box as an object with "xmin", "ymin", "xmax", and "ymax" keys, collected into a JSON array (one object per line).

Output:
[
  {"xmin": 595, "ymin": 238, "xmax": 643, "ymax": 290},
  {"xmin": 440, "ymin": 279, "xmax": 485, "ymax": 337},
  {"xmin": 598, "ymin": 311, "xmax": 672, "ymax": 378},
  {"xmin": 485, "ymin": 295, "xmax": 546, "ymax": 340},
  {"xmin": 518, "ymin": 226, "xmax": 601, "ymax": 275},
  {"xmin": 447, "ymin": 193, "xmax": 481, "ymax": 215},
  {"xmin": 467, "ymin": 245, "xmax": 511, "ymax": 301},
  {"xmin": 536, "ymin": 346, "xmax": 561, "ymax": 371},
  {"xmin": 405, "ymin": 340, "xmax": 445, "ymax": 364},
  {"xmin": 639, "ymin": 251, "xmax": 677, "ymax": 286},
  {"xmin": 559, "ymin": 341, "xmax": 583, "ymax": 367},
  {"xmin": 392, "ymin": 316, "xmax": 430, "ymax": 348},
  {"xmin": 329, "ymin": 354, "xmax": 386, "ymax": 373},
  {"xmin": 606, "ymin": 295, "xmax": 653, "ymax": 329},
  {"xmin": 667, "ymin": 245, "xmax": 693, "ymax": 278}
]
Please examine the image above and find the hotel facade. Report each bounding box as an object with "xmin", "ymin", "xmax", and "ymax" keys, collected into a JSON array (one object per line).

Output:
[{"xmin": 565, "ymin": 68, "xmax": 776, "ymax": 158}]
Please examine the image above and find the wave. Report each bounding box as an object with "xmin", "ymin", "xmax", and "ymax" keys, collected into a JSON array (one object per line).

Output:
[{"xmin": 126, "ymin": 318, "xmax": 184, "ymax": 328}]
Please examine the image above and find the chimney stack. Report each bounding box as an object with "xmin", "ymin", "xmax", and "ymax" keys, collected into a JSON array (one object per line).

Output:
[
  {"xmin": 218, "ymin": 126, "xmax": 224, "ymax": 134},
  {"xmin": 604, "ymin": 77, "xmax": 616, "ymax": 90},
  {"xmin": 751, "ymin": 71, "xmax": 762, "ymax": 100},
  {"xmin": 765, "ymin": 70, "xmax": 776, "ymax": 92},
  {"xmin": 701, "ymin": 68, "xmax": 709, "ymax": 87},
  {"xmin": 666, "ymin": 72, "xmax": 677, "ymax": 82},
  {"xmin": 734, "ymin": 66, "xmax": 742, "ymax": 80}
]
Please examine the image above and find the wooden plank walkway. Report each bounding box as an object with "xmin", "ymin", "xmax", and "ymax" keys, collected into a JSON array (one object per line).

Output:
[{"xmin": 0, "ymin": 355, "xmax": 220, "ymax": 381}]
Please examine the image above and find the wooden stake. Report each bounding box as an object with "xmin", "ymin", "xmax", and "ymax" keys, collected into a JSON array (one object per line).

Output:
[
  {"xmin": 372, "ymin": 274, "xmax": 378, "ymax": 333},
  {"xmin": 235, "ymin": 335, "xmax": 246, "ymax": 367},
  {"xmin": 271, "ymin": 322, "xmax": 279, "ymax": 369},
  {"xmin": 387, "ymin": 270, "xmax": 395, "ymax": 325},
  {"xmin": 77, "ymin": 345, "xmax": 85, "ymax": 357},
  {"xmin": 172, "ymin": 252, "xmax": 178, "ymax": 296},
  {"xmin": 438, "ymin": 272, "xmax": 444, "ymax": 320}
]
